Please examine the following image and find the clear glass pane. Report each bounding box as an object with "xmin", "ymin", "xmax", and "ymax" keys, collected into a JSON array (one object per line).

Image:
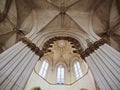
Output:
[
  {"xmin": 39, "ymin": 60, "xmax": 49, "ymax": 78},
  {"xmin": 57, "ymin": 65, "xmax": 65, "ymax": 84},
  {"xmin": 74, "ymin": 61, "xmax": 83, "ymax": 79}
]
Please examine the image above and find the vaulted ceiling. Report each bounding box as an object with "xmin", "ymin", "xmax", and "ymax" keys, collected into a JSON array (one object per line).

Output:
[{"xmin": 0, "ymin": 0, "xmax": 120, "ymax": 53}]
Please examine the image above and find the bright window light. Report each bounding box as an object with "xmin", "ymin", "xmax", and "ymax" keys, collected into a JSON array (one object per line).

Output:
[
  {"xmin": 39, "ymin": 60, "xmax": 49, "ymax": 78},
  {"xmin": 74, "ymin": 61, "xmax": 83, "ymax": 79},
  {"xmin": 57, "ymin": 65, "xmax": 65, "ymax": 84}
]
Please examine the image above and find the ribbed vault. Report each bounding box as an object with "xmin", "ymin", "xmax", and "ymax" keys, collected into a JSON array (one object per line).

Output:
[{"xmin": 1, "ymin": 0, "xmax": 120, "ymax": 53}]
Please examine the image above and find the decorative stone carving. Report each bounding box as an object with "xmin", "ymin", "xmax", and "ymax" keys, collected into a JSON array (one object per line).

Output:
[
  {"xmin": 80, "ymin": 38, "xmax": 107, "ymax": 59},
  {"xmin": 94, "ymin": 38, "xmax": 107, "ymax": 48},
  {"xmin": 42, "ymin": 36, "xmax": 83, "ymax": 54},
  {"xmin": 21, "ymin": 37, "xmax": 44, "ymax": 58}
]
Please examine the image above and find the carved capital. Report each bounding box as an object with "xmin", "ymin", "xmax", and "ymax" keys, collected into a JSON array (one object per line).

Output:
[
  {"xmin": 80, "ymin": 38, "xmax": 107, "ymax": 59},
  {"xmin": 80, "ymin": 51, "xmax": 87, "ymax": 60},
  {"xmin": 21, "ymin": 37, "xmax": 44, "ymax": 58},
  {"xmin": 42, "ymin": 36, "xmax": 82, "ymax": 54},
  {"xmin": 94, "ymin": 38, "xmax": 106, "ymax": 48}
]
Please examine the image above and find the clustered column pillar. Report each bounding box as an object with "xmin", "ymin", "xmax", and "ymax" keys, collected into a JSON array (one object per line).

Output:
[
  {"xmin": 80, "ymin": 39, "xmax": 120, "ymax": 90},
  {"xmin": 0, "ymin": 37, "xmax": 44, "ymax": 90}
]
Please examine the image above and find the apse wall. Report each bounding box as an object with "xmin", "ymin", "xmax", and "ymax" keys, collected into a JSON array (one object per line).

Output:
[{"xmin": 25, "ymin": 70, "xmax": 96, "ymax": 90}]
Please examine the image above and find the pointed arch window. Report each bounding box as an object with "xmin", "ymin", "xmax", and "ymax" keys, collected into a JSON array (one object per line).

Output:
[
  {"xmin": 57, "ymin": 65, "xmax": 65, "ymax": 84},
  {"xmin": 74, "ymin": 61, "xmax": 83, "ymax": 79},
  {"xmin": 39, "ymin": 60, "xmax": 49, "ymax": 78}
]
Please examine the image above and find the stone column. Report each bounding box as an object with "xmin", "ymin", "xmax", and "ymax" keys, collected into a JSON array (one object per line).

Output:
[
  {"xmin": 85, "ymin": 56, "xmax": 111, "ymax": 90},
  {"xmin": 81, "ymin": 39, "xmax": 120, "ymax": 90},
  {"xmin": 0, "ymin": 37, "xmax": 43, "ymax": 90}
]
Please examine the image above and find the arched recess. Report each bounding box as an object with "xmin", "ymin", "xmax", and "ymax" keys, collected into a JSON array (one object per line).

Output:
[
  {"xmin": 70, "ymin": 56, "xmax": 88, "ymax": 80},
  {"xmin": 39, "ymin": 60, "xmax": 49, "ymax": 78},
  {"xmin": 34, "ymin": 34, "xmax": 90, "ymax": 84},
  {"xmin": 73, "ymin": 60, "xmax": 83, "ymax": 79},
  {"xmin": 29, "ymin": 28, "xmax": 91, "ymax": 50},
  {"xmin": 40, "ymin": 36, "xmax": 84, "ymax": 69},
  {"xmin": 56, "ymin": 64, "xmax": 65, "ymax": 84}
]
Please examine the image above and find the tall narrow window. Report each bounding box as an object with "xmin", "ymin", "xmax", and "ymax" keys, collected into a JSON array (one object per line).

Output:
[
  {"xmin": 57, "ymin": 65, "xmax": 65, "ymax": 84},
  {"xmin": 39, "ymin": 60, "xmax": 49, "ymax": 78},
  {"xmin": 74, "ymin": 61, "xmax": 83, "ymax": 79}
]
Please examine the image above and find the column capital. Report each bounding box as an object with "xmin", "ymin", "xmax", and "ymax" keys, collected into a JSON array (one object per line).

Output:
[
  {"xmin": 21, "ymin": 37, "xmax": 44, "ymax": 58},
  {"xmin": 94, "ymin": 38, "xmax": 107, "ymax": 48},
  {"xmin": 80, "ymin": 38, "xmax": 107, "ymax": 59}
]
